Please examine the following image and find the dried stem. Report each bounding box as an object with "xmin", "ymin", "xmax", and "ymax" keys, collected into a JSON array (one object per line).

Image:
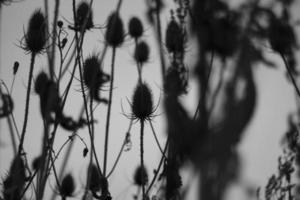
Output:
[
  {"xmin": 103, "ymin": 47, "xmax": 116, "ymax": 176},
  {"xmin": 18, "ymin": 53, "xmax": 35, "ymax": 155}
]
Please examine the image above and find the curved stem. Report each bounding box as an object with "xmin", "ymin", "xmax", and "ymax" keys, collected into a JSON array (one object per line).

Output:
[
  {"xmin": 103, "ymin": 47, "xmax": 116, "ymax": 176},
  {"xmin": 18, "ymin": 53, "xmax": 35, "ymax": 155},
  {"xmin": 149, "ymin": 121, "xmax": 167, "ymax": 159},
  {"xmin": 106, "ymin": 120, "xmax": 133, "ymax": 178},
  {"xmin": 146, "ymin": 139, "xmax": 168, "ymax": 195}
]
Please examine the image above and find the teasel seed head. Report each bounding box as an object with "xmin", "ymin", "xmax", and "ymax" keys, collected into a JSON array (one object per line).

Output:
[
  {"xmin": 105, "ymin": 12, "xmax": 124, "ymax": 47},
  {"xmin": 60, "ymin": 174, "xmax": 75, "ymax": 197},
  {"xmin": 83, "ymin": 55, "xmax": 110, "ymax": 101},
  {"xmin": 128, "ymin": 17, "xmax": 143, "ymax": 39},
  {"xmin": 3, "ymin": 155, "xmax": 26, "ymax": 200},
  {"xmin": 24, "ymin": 9, "xmax": 47, "ymax": 54},
  {"xmin": 76, "ymin": 1, "xmax": 94, "ymax": 31},
  {"xmin": 132, "ymin": 83, "xmax": 154, "ymax": 121},
  {"xmin": 134, "ymin": 40, "xmax": 150, "ymax": 64},
  {"xmin": 34, "ymin": 71, "xmax": 49, "ymax": 95},
  {"xmin": 89, "ymin": 164, "xmax": 101, "ymax": 192},
  {"xmin": 134, "ymin": 165, "xmax": 148, "ymax": 186}
]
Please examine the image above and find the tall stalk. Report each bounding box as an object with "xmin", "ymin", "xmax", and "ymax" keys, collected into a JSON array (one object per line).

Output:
[
  {"xmin": 140, "ymin": 120, "xmax": 145, "ymax": 200},
  {"xmin": 18, "ymin": 53, "xmax": 36, "ymax": 155},
  {"xmin": 103, "ymin": 47, "xmax": 116, "ymax": 176}
]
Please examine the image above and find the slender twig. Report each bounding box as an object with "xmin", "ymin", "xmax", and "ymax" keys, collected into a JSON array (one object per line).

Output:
[
  {"xmin": 10, "ymin": 75, "xmax": 16, "ymax": 94},
  {"xmin": 7, "ymin": 116, "xmax": 17, "ymax": 155},
  {"xmin": 20, "ymin": 170, "xmax": 38, "ymax": 199},
  {"xmin": 146, "ymin": 139, "xmax": 169, "ymax": 195},
  {"xmin": 103, "ymin": 47, "xmax": 116, "ymax": 176},
  {"xmin": 49, "ymin": 0, "xmax": 60, "ymax": 80},
  {"xmin": 106, "ymin": 120, "xmax": 133, "ymax": 178},
  {"xmin": 149, "ymin": 121, "xmax": 167, "ymax": 159},
  {"xmin": 140, "ymin": 120, "xmax": 145, "ymax": 200},
  {"xmin": 281, "ymin": 53, "xmax": 300, "ymax": 98},
  {"xmin": 60, "ymin": 36, "xmax": 76, "ymax": 79}
]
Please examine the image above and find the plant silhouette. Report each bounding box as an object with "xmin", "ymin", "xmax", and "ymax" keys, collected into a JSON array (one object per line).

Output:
[{"xmin": 0, "ymin": 0, "xmax": 300, "ymax": 200}]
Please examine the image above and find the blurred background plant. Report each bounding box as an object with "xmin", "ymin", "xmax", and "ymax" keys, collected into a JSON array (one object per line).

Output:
[{"xmin": 0, "ymin": 0, "xmax": 300, "ymax": 200}]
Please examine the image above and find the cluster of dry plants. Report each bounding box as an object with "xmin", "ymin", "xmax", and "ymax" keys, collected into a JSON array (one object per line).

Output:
[{"xmin": 0, "ymin": 0, "xmax": 300, "ymax": 200}]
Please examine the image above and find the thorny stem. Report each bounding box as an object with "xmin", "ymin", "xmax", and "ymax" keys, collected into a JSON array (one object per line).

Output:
[
  {"xmin": 281, "ymin": 53, "xmax": 300, "ymax": 99},
  {"xmin": 18, "ymin": 53, "xmax": 35, "ymax": 155},
  {"xmin": 140, "ymin": 120, "xmax": 145, "ymax": 200},
  {"xmin": 103, "ymin": 47, "xmax": 116, "ymax": 176}
]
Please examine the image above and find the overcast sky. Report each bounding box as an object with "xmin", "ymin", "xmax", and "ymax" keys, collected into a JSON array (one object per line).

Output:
[{"xmin": 0, "ymin": 1, "xmax": 299, "ymax": 200}]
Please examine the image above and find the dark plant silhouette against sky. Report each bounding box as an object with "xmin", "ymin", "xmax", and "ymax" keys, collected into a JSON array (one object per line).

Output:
[{"xmin": 0, "ymin": 0, "xmax": 300, "ymax": 200}]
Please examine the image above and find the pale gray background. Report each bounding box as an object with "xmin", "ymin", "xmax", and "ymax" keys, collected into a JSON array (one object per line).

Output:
[{"xmin": 0, "ymin": 0, "xmax": 299, "ymax": 199}]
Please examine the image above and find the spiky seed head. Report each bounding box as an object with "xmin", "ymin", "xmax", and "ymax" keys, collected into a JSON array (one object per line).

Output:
[
  {"xmin": 83, "ymin": 56, "xmax": 101, "ymax": 89},
  {"xmin": 76, "ymin": 1, "xmax": 94, "ymax": 31},
  {"xmin": 132, "ymin": 83, "xmax": 153, "ymax": 121},
  {"xmin": 134, "ymin": 165, "xmax": 148, "ymax": 186},
  {"xmin": 165, "ymin": 19, "xmax": 184, "ymax": 53},
  {"xmin": 3, "ymin": 155, "xmax": 26, "ymax": 200},
  {"xmin": 134, "ymin": 40, "xmax": 150, "ymax": 64},
  {"xmin": 89, "ymin": 164, "xmax": 101, "ymax": 192},
  {"xmin": 128, "ymin": 17, "xmax": 143, "ymax": 39},
  {"xmin": 83, "ymin": 55, "xmax": 110, "ymax": 102},
  {"xmin": 105, "ymin": 12, "xmax": 124, "ymax": 47},
  {"xmin": 60, "ymin": 174, "xmax": 75, "ymax": 197},
  {"xmin": 35, "ymin": 72, "xmax": 49, "ymax": 94},
  {"xmin": 25, "ymin": 9, "xmax": 46, "ymax": 54}
]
